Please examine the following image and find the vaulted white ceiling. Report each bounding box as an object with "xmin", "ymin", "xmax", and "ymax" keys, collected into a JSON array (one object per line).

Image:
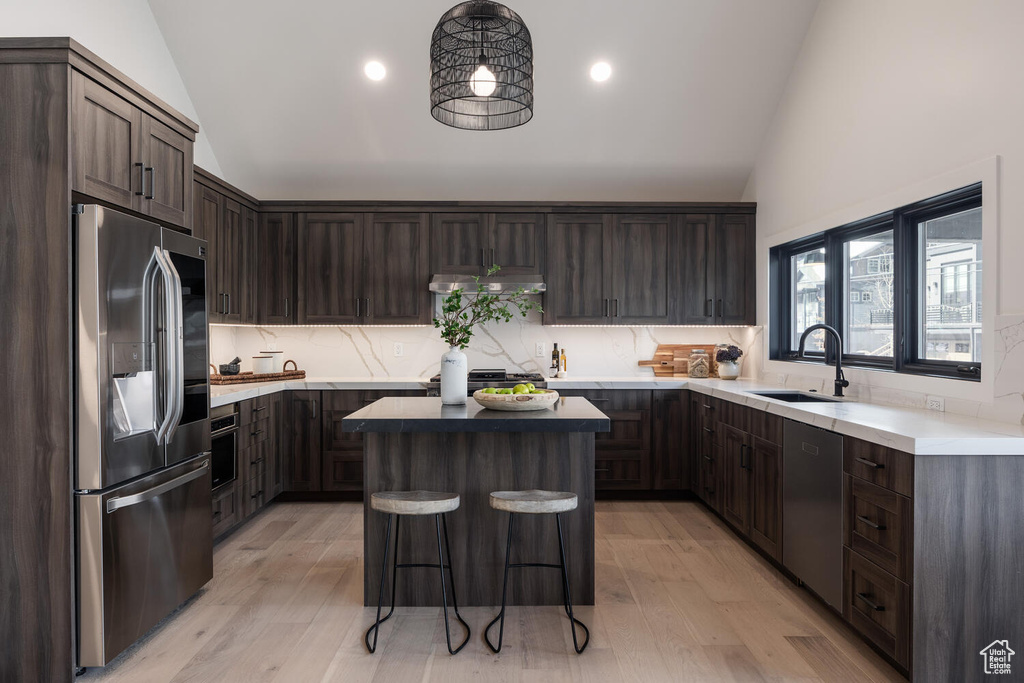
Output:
[{"xmin": 147, "ymin": 0, "xmax": 819, "ymax": 201}]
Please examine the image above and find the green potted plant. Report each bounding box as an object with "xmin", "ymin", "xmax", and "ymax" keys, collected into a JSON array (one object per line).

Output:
[{"xmin": 434, "ymin": 265, "xmax": 541, "ymax": 404}]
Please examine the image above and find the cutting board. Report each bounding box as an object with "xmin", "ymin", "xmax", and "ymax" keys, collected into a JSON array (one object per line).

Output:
[{"xmin": 638, "ymin": 344, "xmax": 719, "ymax": 378}]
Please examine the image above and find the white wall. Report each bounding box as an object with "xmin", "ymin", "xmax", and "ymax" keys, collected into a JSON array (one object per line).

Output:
[
  {"xmin": 743, "ymin": 0, "xmax": 1024, "ymax": 424},
  {"xmin": 1, "ymin": 0, "xmax": 222, "ymax": 175}
]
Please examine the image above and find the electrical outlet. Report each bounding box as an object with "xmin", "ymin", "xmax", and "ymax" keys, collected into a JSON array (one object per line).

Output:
[
  {"xmin": 536, "ymin": 342, "xmax": 545, "ymax": 357},
  {"xmin": 776, "ymin": 373, "xmax": 786, "ymax": 385},
  {"xmin": 926, "ymin": 396, "xmax": 945, "ymax": 412},
  {"xmin": 393, "ymin": 342, "xmax": 404, "ymax": 357}
]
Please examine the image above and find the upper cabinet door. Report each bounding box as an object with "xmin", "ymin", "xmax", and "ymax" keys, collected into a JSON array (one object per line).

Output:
[
  {"xmin": 218, "ymin": 199, "xmax": 243, "ymax": 324},
  {"xmin": 431, "ymin": 213, "xmax": 486, "ymax": 275},
  {"xmin": 609, "ymin": 215, "xmax": 672, "ymax": 325},
  {"xmin": 714, "ymin": 214, "xmax": 756, "ymax": 325},
  {"xmin": 71, "ymin": 71, "xmax": 141, "ymax": 209},
  {"xmin": 488, "ymin": 213, "xmax": 545, "ymax": 275},
  {"xmin": 239, "ymin": 206, "xmax": 259, "ymax": 324},
  {"xmin": 258, "ymin": 213, "xmax": 296, "ymax": 325},
  {"xmin": 297, "ymin": 213, "xmax": 364, "ymax": 324},
  {"xmin": 194, "ymin": 185, "xmax": 223, "ymax": 321},
  {"xmin": 544, "ymin": 214, "xmax": 610, "ymax": 325},
  {"xmin": 365, "ymin": 213, "xmax": 431, "ymax": 325},
  {"xmin": 137, "ymin": 115, "xmax": 192, "ymax": 229},
  {"xmin": 678, "ymin": 214, "xmax": 716, "ymax": 324}
]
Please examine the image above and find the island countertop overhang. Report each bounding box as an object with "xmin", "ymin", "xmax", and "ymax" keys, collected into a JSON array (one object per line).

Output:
[{"xmin": 342, "ymin": 396, "xmax": 611, "ymax": 433}]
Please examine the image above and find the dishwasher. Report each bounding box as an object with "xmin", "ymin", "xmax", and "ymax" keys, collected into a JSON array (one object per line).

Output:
[{"xmin": 783, "ymin": 420, "xmax": 844, "ymax": 610}]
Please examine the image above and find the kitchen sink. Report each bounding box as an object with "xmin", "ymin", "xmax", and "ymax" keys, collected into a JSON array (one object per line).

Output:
[{"xmin": 750, "ymin": 391, "xmax": 840, "ymax": 403}]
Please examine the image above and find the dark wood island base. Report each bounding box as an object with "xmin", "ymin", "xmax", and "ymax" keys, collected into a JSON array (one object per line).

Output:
[
  {"xmin": 344, "ymin": 396, "xmax": 610, "ymax": 608},
  {"xmin": 363, "ymin": 431, "xmax": 595, "ymax": 607}
]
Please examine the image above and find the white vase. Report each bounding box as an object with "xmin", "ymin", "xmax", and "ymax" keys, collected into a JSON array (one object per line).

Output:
[
  {"xmin": 718, "ymin": 360, "xmax": 741, "ymax": 380},
  {"xmin": 440, "ymin": 346, "xmax": 468, "ymax": 405}
]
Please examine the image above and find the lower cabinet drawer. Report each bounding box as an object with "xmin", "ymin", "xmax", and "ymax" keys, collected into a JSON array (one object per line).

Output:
[
  {"xmin": 595, "ymin": 453, "xmax": 648, "ymax": 490},
  {"xmin": 322, "ymin": 452, "xmax": 363, "ymax": 491},
  {"xmin": 212, "ymin": 482, "xmax": 239, "ymax": 538},
  {"xmin": 244, "ymin": 476, "xmax": 267, "ymax": 517},
  {"xmin": 699, "ymin": 444, "xmax": 721, "ymax": 512},
  {"xmin": 844, "ymin": 547, "xmax": 911, "ymax": 668},
  {"xmin": 845, "ymin": 475, "xmax": 912, "ymax": 581}
]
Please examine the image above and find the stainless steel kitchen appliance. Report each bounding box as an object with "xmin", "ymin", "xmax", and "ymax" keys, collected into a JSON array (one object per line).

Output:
[
  {"xmin": 782, "ymin": 419, "xmax": 844, "ymax": 610},
  {"xmin": 209, "ymin": 404, "xmax": 238, "ymax": 490},
  {"xmin": 425, "ymin": 368, "xmax": 547, "ymax": 397},
  {"xmin": 74, "ymin": 205, "xmax": 212, "ymax": 668}
]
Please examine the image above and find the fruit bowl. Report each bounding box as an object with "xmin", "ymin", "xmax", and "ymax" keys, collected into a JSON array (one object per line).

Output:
[{"xmin": 472, "ymin": 389, "xmax": 560, "ymax": 412}]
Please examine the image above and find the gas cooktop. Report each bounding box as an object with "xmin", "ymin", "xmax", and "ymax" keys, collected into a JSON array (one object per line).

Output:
[{"xmin": 427, "ymin": 369, "xmax": 547, "ymax": 384}]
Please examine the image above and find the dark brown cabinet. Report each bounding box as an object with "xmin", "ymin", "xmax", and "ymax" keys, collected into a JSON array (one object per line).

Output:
[
  {"xmin": 559, "ymin": 389, "xmax": 652, "ymax": 490},
  {"xmin": 267, "ymin": 392, "xmax": 285, "ymax": 498},
  {"xmin": 544, "ymin": 215, "xmax": 611, "ymax": 324},
  {"xmin": 71, "ymin": 70, "xmax": 192, "ymax": 229},
  {"xmin": 194, "ymin": 177, "xmax": 258, "ymax": 324},
  {"xmin": 258, "ymin": 213, "xmax": 297, "ymax": 324},
  {"xmin": 678, "ymin": 213, "xmax": 755, "ymax": 325},
  {"xmin": 609, "ymin": 215, "xmax": 673, "ymax": 324},
  {"xmin": 194, "ymin": 183, "xmax": 222, "ymax": 320},
  {"xmin": 652, "ymin": 390, "xmax": 689, "ymax": 490},
  {"xmin": 720, "ymin": 423, "xmax": 751, "ymax": 533},
  {"xmin": 240, "ymin": 206, "xmax": 259, "ymax": 324},
  {"xmin": 365, "ymin": 213, "xmax": 431, "ymax": 324},
  {"xmin": 431, "ymin": 212, "xmax": 545, "ymax": 276},
  {"xmin": 692, "ymin": 395, "xmax": 720, "ymax": 511},
  {"xmin": 297, "ymin": 213, "xmax": 430, "ymax": 325},
  {"xmin": 284, "ymin": 390, "xmax": 322, "ymax": 492},
  {"xmin": 748, "ymin": 436, "xmax": 782, "ymax": 559}
]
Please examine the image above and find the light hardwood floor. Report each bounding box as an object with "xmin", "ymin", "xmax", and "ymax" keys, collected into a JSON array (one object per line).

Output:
[{"xmin": 81, "ymin": 501, "xmax": 906, "ymax": 683}]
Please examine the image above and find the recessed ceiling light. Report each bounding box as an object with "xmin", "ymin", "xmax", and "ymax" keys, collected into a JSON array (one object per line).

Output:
[
  {"xmin": 590, "ymin": 62, "xmax": 612, "ymax": 82},
  {"xmin": 364, "ymin": 61, "xmax": 386, "ymax": 81}
]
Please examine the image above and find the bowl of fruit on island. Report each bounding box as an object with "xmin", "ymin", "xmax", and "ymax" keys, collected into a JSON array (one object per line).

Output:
[{"xmin": 472, "ymin": 383, "xmax": 560, "ymax": 411}]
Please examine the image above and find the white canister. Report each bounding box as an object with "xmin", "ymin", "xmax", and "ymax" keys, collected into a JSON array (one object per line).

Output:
[
  {"xmin": 440, "ymin": 346, "xmax": 468, "ymax": 405},
  {"xmin": 260, "ymin": 350, "xmax": 285, "ymax": 373},
  {"xmin": 252, "ymin": 355, "xmax": 273, "ymax": 374}
]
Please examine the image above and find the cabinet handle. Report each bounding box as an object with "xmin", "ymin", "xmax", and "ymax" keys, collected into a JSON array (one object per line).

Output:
[
  {"xmin": 144, "ymin": 166, "xmax": 155, "ymax": 199},
  {"xmin": 614, "ymin": 298, "xmax": 620, "ymax": 317},
  {"xmin": 855, "ymin": 457, "xmax": 885, "ymax": 469},
  {"xmin": 855, "ymin": 592, "xmax": 885, "ymax": 612},
  {"xmin": 702, "ymin": 403, "xmax": 714, "ymax": 411},
  {"xmin": 603, "ymin": 299, "xmax": 609, "ymax": 317},
  {"xmin": 250, "ymin": 457, "xmax": 264, "ymax": 465},
  {"xmin": 589, "ymin": 398, "xmax": 610, "ymax": 403},
  {"xmin": 355, "ymin": 298, "xmax": 361, "ymax": 317},
  {"xmin": 365, "ymin": 298, "xmax": 371, "ymax": 317},
  {"xmin": 704, "ymin": 298, "xmax": 712, "ymax": 318},
  {"xmin": 702, "ymin": 426, "xmax": 714, "ymax": 434},
  {"xmin": 480, "ymin": 248, "xmax": 486, "ymax": 268},
  {"xmin": 595, "ymin": 468, "xmax": 611, "ymax": 473},
  {"xmin": 135, "ymin": 162, "xmax": 145, "ymax": 196},
  {"xmin": 311, "ymin": 399, "xmax": 318, "ymax": 420},
  {"xmin": 226, "ymin": 293, "xmax": 231, "ymax": 315},
  {"xmin": 251, "ymin": 490, "xmax": 263, "ymax": 499},
  {"xmin": 252, "ymin": 406, "xmax": 266, "ymax": 413},
  {"xmin": 489, "ymin": 248, "xmax": 495, "ymax": 266},
  {"xmin": 717, "ymin": 299, "xmax": 723, "ymax": 320},
  {"xmin": 284, "ymin": 297, "xmax": 289, "ymax": 319},
  {"xmin": 702, "ymin": 454, "xmax": 714, "ymax": 462},
  {"xmin": 251, "ymin": 430, "xmax": 263, "ymax": 437},
  {"xmin": 856, "ymin": 515, "xmax": 886, "ymax": 531}
]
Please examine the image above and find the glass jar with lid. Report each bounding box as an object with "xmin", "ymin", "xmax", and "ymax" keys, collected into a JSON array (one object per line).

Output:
[{"xmin": 688, "ymin": 349, "xmax": 710, "ymax": 378}]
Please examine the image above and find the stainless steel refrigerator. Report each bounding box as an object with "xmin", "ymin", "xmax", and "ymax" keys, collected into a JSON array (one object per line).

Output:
[{"xmin": 74, "ymin": 205, "xmax": 213, "ymax": 668}]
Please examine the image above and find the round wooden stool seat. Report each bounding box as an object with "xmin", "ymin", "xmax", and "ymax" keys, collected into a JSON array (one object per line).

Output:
[
  {"xmin": 370, "ymin": 490, "xmax": 460, "ymax": 515},
  {"xmin": 489, "ymin": 490, "xmax": 578, "ymax": 514}
]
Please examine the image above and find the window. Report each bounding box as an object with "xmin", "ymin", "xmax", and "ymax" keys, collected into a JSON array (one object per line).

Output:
[{"xmin": 770, "ymin": 183, "xmax": 982, "ymax": 380}]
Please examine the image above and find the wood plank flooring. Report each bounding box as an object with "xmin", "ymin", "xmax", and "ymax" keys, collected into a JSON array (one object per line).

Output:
[{"xmin": 80, "ymin": 501, "xmax": 906, "ymax": 683}]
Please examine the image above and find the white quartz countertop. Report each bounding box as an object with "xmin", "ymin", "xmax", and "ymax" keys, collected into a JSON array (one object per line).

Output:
[{"xmin": 209, "ymin": 375, "xmax": 1024, "ymax": 455}]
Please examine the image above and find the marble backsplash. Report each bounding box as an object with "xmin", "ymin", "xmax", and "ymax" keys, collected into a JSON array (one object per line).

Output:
[{"xmin": 209, "ymin": 312, "xmax": 765, "ymax": 380}]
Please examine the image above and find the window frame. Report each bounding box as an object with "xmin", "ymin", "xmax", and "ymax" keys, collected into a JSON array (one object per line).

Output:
[{"xmin": 770, "ymin": 182, "xmax": 982, "ymax": 381}]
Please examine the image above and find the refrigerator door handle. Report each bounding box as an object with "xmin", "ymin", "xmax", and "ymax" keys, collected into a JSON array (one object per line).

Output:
[
  {"xmin": 152, "ymin": 248, "xmax": 178, "ymax": 444},
  {"xmin": 105, "ymin": 459, "xmax": 209, "ymax": 513},
  {"xmin": 162, "ymin": 249, "xmax": 186, "ymax": 445}
]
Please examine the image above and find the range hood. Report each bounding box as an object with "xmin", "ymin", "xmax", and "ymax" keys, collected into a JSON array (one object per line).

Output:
[{"xmin": 429, "ymin": 274, "xmax": 547, "ymax": 294}]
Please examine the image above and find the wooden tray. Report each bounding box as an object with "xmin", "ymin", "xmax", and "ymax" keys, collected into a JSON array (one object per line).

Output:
[
  {"xmin": 638, "ymin": 344, "xmax": 719, "ymax": 378},
  {"xmin": 210, "ymin": 370, "xmax": 306, "ymax": 385}
]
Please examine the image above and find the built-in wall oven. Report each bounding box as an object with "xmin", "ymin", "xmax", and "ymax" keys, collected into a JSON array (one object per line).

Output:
[{"xmin": 210, "ymin": 404, "xmax": 238, "ymax": 490}]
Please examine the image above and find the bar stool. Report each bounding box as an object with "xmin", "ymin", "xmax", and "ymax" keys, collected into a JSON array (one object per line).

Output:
[
  {"xmin": 484, "ymin": 489, "xmax": 590, "ymax": 654},
  {"xmin": 364, "ymin": 490, "xmax": 471, "ymax": 655}
]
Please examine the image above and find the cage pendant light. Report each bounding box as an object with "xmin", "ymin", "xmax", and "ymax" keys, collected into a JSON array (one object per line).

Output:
[{"xmin": 430, "ymin": 1, "xmax": 534, "ymax": 130}]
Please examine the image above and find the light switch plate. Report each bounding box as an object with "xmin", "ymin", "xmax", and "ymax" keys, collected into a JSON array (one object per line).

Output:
[
  {"xmin": 536, "ymin": 343, "xmax": 545, "ymax": 357},
  {"xmin": 393, "ymin": 343, "xmax": 404, "ymax": 357},
  {"xmin": 926, "ymin": 396, "xmax": 945, "ymax": 412}
]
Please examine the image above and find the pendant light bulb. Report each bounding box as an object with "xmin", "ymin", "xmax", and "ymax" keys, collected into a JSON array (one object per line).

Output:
[{"xmin": 470, "ymin": 63, "xmax": 496, "ymax": 97}]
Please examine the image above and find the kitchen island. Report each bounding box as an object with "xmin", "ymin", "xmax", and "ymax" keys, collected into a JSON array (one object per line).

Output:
[{"xmin": 343, "ymin": 396, "xmax": 610, "ymax": 607}]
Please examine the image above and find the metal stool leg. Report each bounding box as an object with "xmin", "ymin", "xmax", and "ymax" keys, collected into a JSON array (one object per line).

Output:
[
  {"xmin": 435, "ymin": 513, "xmax": 471, "ymax": 654},
  {"xmin": 365, "ymin": 513, "xmax": 400, "ymax": 653},
  {"xmin": 555, "ymin": 512, "xmax": 590, "ymax": 654},
  {"xmin": 484, "ymin": 512, "xmax": 516, "ymax": 653}
]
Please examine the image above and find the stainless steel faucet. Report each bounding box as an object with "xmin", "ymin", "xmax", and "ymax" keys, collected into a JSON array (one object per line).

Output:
[{"xmin": 797, "ymin": 324, "xmax": 850, "ymax": 397}]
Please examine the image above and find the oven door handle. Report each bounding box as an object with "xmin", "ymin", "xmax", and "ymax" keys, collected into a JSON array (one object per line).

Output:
[{"xmin": 211, "ymin": 425, "xmax": 238, "ymax": 439}]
